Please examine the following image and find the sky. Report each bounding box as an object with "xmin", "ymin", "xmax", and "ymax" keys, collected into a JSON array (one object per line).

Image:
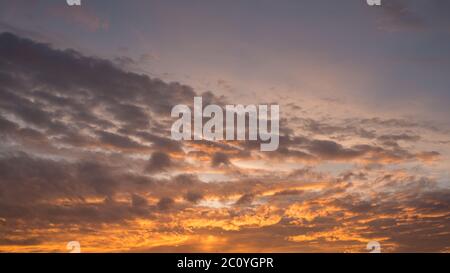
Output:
[{"xmin": 0, "ymin": 0, "xmax": 449, "ymax": 252}]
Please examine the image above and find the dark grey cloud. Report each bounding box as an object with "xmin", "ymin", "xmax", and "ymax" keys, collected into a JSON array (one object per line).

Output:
[
  {"xmin": 0, "ymin": 90, "xmax": 54, "ymax": 128},
  {"xmin": 235, "ymin": 193, "xmax": 255, "ymax": 206},
  {"xmin": 307, "ymin": 140, "xmax": 365, "ymax": 160},
  {"xmin": 145, "ymin": 152, "xmax": 173, "ymax": 173},
  {"xmin": 157, "ymin": 197, "xmax": 175, "ymax": 210},
  {"xmin": 0, "ymin": 32, "xmax": 199, "ymax": 155},
  {"xmin": 133, "ymin": 131, "xmax": 183, "ymax": 153},
  {"xmin": 131, "ymin": 194, "xmax": 148, "ymax": 209},
  {"xmin": 377, "ymin": 133, "xmax": 420, "ymax": 142},
  {"xmin": 96, "ymin": 130, "xmax": 149, "ymax": 151},
  {"xmin": 0, "ymin": 153, "xmax": 121, "ymax": 207},
  {"xmin": 299, "ymin": 118, "xmax": 376, "ymax": 139},
  {"xmin": 106, "ymin": 103, "xmax": 150, "ymax": 129},
  {"xmin": 184, "ymin": 191, "xmax": 203, "ymax": 204},
  {"xmin": 270, "ymin": 133, "xmax": 439, "ymax": 163}
]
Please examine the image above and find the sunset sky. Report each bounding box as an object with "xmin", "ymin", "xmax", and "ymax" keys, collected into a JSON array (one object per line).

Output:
[{"xmin": 0, "ymin": 0, "xmax": 449, "ymax": 252}]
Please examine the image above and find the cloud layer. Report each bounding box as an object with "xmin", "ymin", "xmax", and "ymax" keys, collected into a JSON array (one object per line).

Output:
[{"xmin": 0, "ymin": 33, "xmax": 449, "ymax": 253}]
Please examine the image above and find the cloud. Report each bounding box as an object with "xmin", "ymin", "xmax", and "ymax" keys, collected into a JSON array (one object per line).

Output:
[
  {"xmin": 235, "ymin": 193, "xmax": 255, "ymax": 206},
  {"xmin": 211, "ymin": 152, "xmax": 231, "ymax": 167},
  {"xmin": 377, "ymin": 133, "xmax": 420, "ymax": 142},
  {"xmin": 0, "ymin": 32, "xmax": 448, "ymax": 253},
  {"xmin": 157, "ymin": 197, "xmax": 175, "ymax": 210},
  {"xmin": 131, "ymin": 194, "xmax": 148, "ymax": 209},
  {"xmin": 96, "ymin": 130, "xmax": 150, "ymax": 152},
  {"xmin": 145, "ymin": 152, "xmax": 173, "ymax": 173},
  {"xmin": 184, "ymin": 191, "xmax": 203, "ymax": 203}
]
